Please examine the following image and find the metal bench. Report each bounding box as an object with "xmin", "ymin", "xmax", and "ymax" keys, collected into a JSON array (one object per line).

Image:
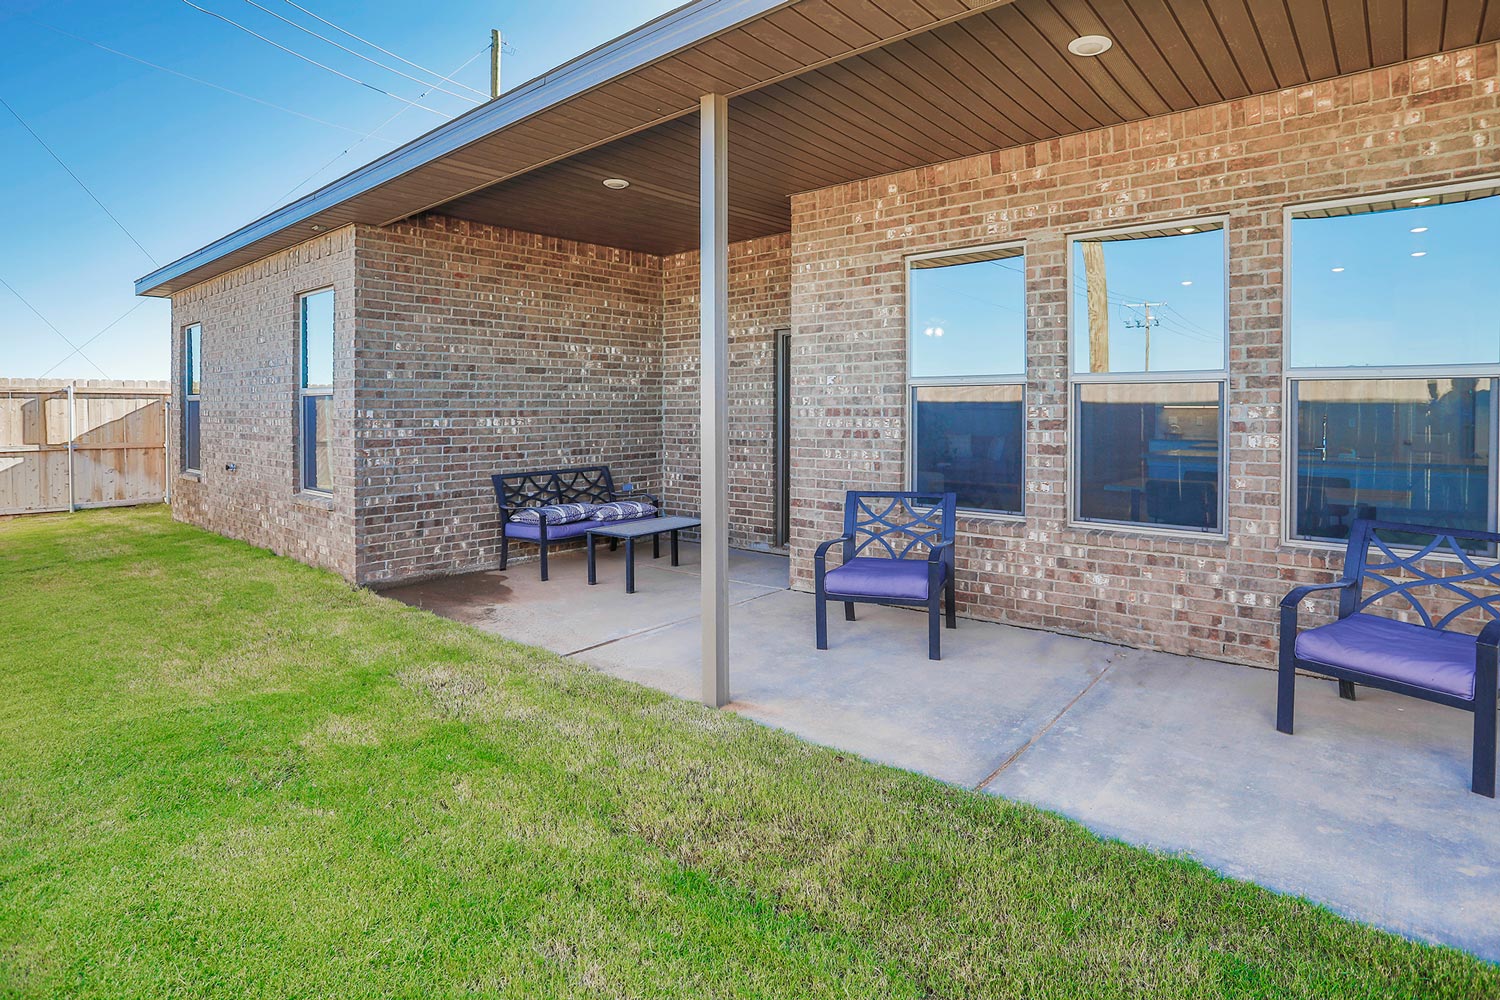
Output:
[
  {"xmin": 1278, "ymin": 518, "xmax": 1500, "ymax": 796},
  {"xmin": 491, "ymin": 466, "xmax": 659, "ymax": 581}
]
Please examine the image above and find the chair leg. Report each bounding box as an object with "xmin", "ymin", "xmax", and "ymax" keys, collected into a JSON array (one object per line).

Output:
[
  {"xmin": 1275, "ymin": 658, "xmax": 1295, "ymax": 735},
  {"xmin": 815, "ymin": 598, "xmax": 828, "ymax": 650},
  {"xmin": 1338, "ymin": 680, "xmax": 1357, "ymax": 701},
  {"xmin": 945, "ymin": 575, "xmax": 956, "ymax": 630},
  {"xmin": 539, "ymin": 541, "xmax": 549, "ymax": 582},
  {"xmin": 609, "ymin": 538, "xmax": 618, "ymax": 552},
  {"xmin": 844, "ymin": 602, "xmax": 856, "ymax": 621},
  {"xmin": 499, "ymin": 535, "xmax": 509, "ymax": 570},
  {"xmin": 928, "ymin": 600, "xmax": 941, "ymax": 661},
  {"xmin": 1473, "ymin": 671, "xmax": 1497, "ymax": 797}
]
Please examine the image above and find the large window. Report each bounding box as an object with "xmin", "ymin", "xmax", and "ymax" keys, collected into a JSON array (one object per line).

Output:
[
  {"xmin": 183, "ymin": 324, "xmax": 202, "ymax": 473},
  {"xmin": 1289, "ymin": 187, "xmax": 1500, "ymax": 542},
  {"xmin": 1071, "ymin": 223, "xmax": 1227, "ymax": 532},
  {"xmin": 299, "ymin": 289, "xmax": 334, "ymax": 494},
  {"xmin": 906, "ymin": 244, "xmax": 1026, "ymax": 515}
]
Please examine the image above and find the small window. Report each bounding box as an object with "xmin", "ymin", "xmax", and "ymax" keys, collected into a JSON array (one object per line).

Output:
[
  {"xmin": 1288, "ymin": 187, "xmax": 1500, "ymax": 543},
  {"xmin": 183, "ymin": 324, "xmax": 202, "ymax": 473},
  {"xmin": 298, "ymin": 289, "xmax": 334, "ymax": 493},
  {"xmin": 1071, "ymin": 223, "xmax": 1227, "ymax": 532},
  {"xmin": 906, "ymin": 244, "xmax": 1026, "ymax": 515},
  {"xmin": 1075, "ymin": 382, "xmax": 1223, "ymax": 531}
]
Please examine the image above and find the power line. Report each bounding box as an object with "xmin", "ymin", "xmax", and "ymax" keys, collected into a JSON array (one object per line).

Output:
[
  {"xmin": 266, "ymin": 44, "xmax": 488, "ymax": 211},
  {"xmin": 0, "ymin": 94, "xmax": 157, "ymax": 264},
  {"xmin": 278, "ymin": 0, "xmax": 491, "ymax": 100},
  {"xmin": 178, "ymin": 0, "xmax": 451, "ymax": 119},
  {"xmin": 238, "ymin": 0, "xmax": 481, "ymax": 105},
  {"xmin": 38, "ymin": 301, "xmax": 153, "ymax": 379},
  {"xmin": 30, "ymin": 18, "xmax": 367, "ymax": 135},
  {"xmin": 0, "ymin": 275, "xmax": 110, "ymax": 378}
]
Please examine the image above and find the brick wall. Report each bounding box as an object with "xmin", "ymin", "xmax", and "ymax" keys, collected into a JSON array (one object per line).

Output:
[
  {"xmin": 788, "ymin": 44, "xmax": 1500, "ymax": 667},
  {"xmin": 169, "ymin": 228, "xmax": 358, "ymax": 578},
  {"xmin": 351, "ymin": 216, "xmax": 664, "ymax": 585},
  {"xmin": 661, "ymin": 233, "xmax": 791, "ymax": 549}
]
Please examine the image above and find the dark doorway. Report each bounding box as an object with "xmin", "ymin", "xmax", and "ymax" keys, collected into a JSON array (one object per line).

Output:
[{"xmin": 773, "ymin": 328, "xmax": 792, "ymax": 549}]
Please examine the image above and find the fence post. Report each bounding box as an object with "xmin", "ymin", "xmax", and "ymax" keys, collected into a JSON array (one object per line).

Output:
[{"xmin": 66, "ymin": 381, "xmax": 77, "ymax": 513}]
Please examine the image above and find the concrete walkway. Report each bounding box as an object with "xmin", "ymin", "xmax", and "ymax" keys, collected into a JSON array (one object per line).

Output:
[{"xmin": 384, "ymin": 544, "xmax": 1500, "ymax": 961}]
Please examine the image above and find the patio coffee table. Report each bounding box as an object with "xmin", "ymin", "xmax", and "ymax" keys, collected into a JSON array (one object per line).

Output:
[{"xmin": 586, "ymin": 515, "xmax": 701, "ymax": 593}]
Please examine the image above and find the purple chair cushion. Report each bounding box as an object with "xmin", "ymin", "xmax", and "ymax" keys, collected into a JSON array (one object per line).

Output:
[
  {"xmin": 1295, "ymin": 613, "xmax": 1478, "ymax": 700},
  {"xmin": 509, "ymin": 502, "xmax": 598, "ymax": 525},
  {"xmin": 824, "ymin": 556, "xmax": 946, "ymax": 603}
]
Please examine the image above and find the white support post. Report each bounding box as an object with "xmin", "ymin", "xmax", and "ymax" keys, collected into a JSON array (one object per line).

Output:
[{"xmin": 700, "ymin": 92, "xmax": 730, "ymax": 708}]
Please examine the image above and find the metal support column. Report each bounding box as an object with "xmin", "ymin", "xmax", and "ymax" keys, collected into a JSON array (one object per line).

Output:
[{"xmin": 700, "ymin": 92, "xmax": 730, "ymax": 708}]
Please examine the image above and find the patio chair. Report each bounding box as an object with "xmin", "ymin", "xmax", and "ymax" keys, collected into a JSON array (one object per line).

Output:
[
  {"xmin": 814, "ymin": 491, "xmax": 957, "ymax": 660},
  {"xmin": 1278, "ymin": 518, "xmax": 1500, "ymax": 796}
]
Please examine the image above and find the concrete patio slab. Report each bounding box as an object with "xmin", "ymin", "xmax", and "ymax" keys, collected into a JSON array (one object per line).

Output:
[
  {"xmin": 584, "ymin": 589, "xmax": 1114, "ymax": 787},
  {"xmin": 386, "ymin": 545, "xmax": 1500, "ymax": 960},
  {"xmin": 984, "ymin": 647, "xmax": 1500, "ymax": 958}
]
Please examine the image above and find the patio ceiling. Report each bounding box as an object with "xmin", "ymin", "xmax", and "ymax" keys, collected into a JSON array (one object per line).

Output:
[{"xmin": 139, "ymin": 0, "xmax": 1499, "ymax": 293}]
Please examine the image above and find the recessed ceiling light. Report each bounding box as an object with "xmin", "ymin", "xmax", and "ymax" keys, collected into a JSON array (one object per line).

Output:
[
  {"xmin": 924, "ymin": 326, "xmax": 944, "ymax": 338},
  {"xmin": 1067, "ymin": 34, "xmax": 1113, "ymax": 57},
  {"xmin": 602, "ymin": 178, "xmax": 630, "ymax": 190},
  {"xmin": 1411, "ymin": 196, "xmax": 1432, "ymax": 204},
  {"xmin": 1411, "ymin": 251, "xmax": 1427, "ymax": 257},
  {"xmin": 1179, "ymin": 226, "xmax": 1197, "ymax": 233},
  {"xmin": 1410, "ymin": 226, "xmax": 1429, "ymax": 233},
  {"xmin": 1180, "ymin": 280, "xmax": 1193, "ymax": 286},
  {"xmin": 1331, "ymin": 267, "xmax": 1345, "ymax": 273}
]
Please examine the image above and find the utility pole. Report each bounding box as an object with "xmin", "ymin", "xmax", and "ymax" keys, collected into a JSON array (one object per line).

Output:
[
  {"xmin": 490, "ymin": 29, "xmax": 502, "ymax": 98},
  {"xmin": 1124, "ymin": 301, "xmax": 1164, "ymax": 371}
]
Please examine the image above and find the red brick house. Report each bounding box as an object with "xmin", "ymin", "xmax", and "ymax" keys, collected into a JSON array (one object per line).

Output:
[{"xmin": 138, "ymin": 0, "xmax": 1500, "ymax": 704}]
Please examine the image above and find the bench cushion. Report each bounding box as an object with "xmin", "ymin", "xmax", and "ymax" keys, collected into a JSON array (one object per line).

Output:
[
  {"xmin": 825, "ymin": 557, "xmax": 946, "ymax": 603},
  {"xmin": 1295, "ymin": 613, "xmax": 1478, "ymax": 700},
  {"xmin": 591, "ymin": 500, "xmax": 658, "ymax": 521},
  {"xmin": 505, "ymin": 513, "xmax": 656, "ymax": 542}
]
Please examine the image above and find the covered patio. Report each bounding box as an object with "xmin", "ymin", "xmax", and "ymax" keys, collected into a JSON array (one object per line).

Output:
[{"xmin": 385, "ymin": 544, "xmax": 1500, "ymax": 961}]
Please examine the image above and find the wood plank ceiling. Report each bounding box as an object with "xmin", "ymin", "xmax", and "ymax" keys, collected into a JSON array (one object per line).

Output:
[
  {"xmin": 142, "ymin": 0, "xmax": 1499, "ymax": 292},
  {"xmin": 437, "ymin": 0, "xmax": 1500, "ymax": 254}
]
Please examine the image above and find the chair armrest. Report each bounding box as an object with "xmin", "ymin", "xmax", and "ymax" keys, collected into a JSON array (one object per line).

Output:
[
  {"xmin": 1479, "ymin": 619, "xmax": 1500, "ymax": 651},
  {"xmin": 927, "ymin": 540, "xmax": 955, "ymax": 563},
  {"xmin": 636, "ymin": 492, "xmax": 662, "ymax": 508},
  {"xmin": 814, "ymin": 536, "xmax": 852, "ymax": 568},
  {"xmin": 1279, "ymin": 578, "xmax": 1358, "ymax": 611}
]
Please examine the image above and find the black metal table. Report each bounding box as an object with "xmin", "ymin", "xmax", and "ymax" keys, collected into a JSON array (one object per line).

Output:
[{"xmin": 586, "ymin": 515, "xmax": 701, "ymax": 593}]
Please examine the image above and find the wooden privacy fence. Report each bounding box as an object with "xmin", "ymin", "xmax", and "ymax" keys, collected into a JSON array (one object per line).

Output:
[{"xmin": 0, "ymin": 379, "xmax": 169, "ymax": 516}]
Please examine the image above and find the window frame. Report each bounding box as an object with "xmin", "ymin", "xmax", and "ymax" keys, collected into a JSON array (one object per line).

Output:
[
  {"xmin": 1281, "ymin": 179, "xmax": 1500, "ymax": 549},
  {"xmin": 182, "ymin": 322, "xmax": 202, "ymax": 475},
  {"xmin": 1064, "ymin": 216, "xmax": 1232, "ymax": 538},
  {"xmin": 297, "ymin": 287, "xmax": 335, "ymax": 497},
  {"xmin": 903, "ymin": 239, "xmax": 1028, "ymax": 520}
]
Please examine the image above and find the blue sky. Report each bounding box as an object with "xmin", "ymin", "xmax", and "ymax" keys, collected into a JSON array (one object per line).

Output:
[{"xmin": 0, "ymin": 0, "xmax": 678, "ymax": 381}]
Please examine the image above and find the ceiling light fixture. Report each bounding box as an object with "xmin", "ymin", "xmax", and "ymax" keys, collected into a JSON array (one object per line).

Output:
[
  {"xmin": 1067, "ymin": 34, "xmax": 1113, "ymax": 57},
  {"xmin": 924, "ymin": 326, "xmax": 944, "ymax": 338},
  {"xmin": 1410, "ymin": 226, "xmax": 1429, "ymax": 233},
  {"xmin": 1411, "ymin": 251, "xmax": 1427, "ymax": 257},
  {"xmin": 1411, "ymin": 196, "xmax": 1432, "ymax": 204},
  {"xmin": 310, "ymin": 224, "xmax": 325, "ymax": 231},
  {"xmin": 1179, "ymin": 226, "xmax": 1198, "ymax": 233},
  {"xmin": 1331, "ymin": 267, "xmax": 1346, "ymax": 273},
  {"xmin": 602, "ymin": 178, "xmax": 630, "ymax": 190},
  {"xmin": 1180, "ymin": 280, "xmax": 1193, "ymax": 286}
]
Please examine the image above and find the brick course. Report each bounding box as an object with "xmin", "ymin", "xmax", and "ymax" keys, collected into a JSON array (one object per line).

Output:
[{"xmin": 788, "ymin": 44, "xmax": 1500, "ymax": 667}]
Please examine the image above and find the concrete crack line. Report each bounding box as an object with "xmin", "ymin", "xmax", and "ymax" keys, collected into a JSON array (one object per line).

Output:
[
  {"xmin": 561, "ymin": 587, "xmax": 785, "ymax": 658},
  {"xmin": 972, "ymin": 653, "xmax": 1120, "ymax": 793}
]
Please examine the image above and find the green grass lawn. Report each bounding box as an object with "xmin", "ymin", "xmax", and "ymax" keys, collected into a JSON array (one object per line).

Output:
[{"xmin": 1, "ymin": 507, "xmax": 1495, "ymax": 999}]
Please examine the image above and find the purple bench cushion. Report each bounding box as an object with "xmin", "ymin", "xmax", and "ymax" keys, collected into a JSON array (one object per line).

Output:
[
  {"xmin": 1295, "ymin": 613, "xmax": 1478, "ymax": 700},
  {"xmin": 592, "ymin": 500, "xmax": 658, "ymax": 521},
  {"xmin": 505, "ymin": 513, "xmax": 656, "ymax": 542},
  {"xmin": 824, "ymin": 556, "xmax": 946, "ymax": 602}
]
